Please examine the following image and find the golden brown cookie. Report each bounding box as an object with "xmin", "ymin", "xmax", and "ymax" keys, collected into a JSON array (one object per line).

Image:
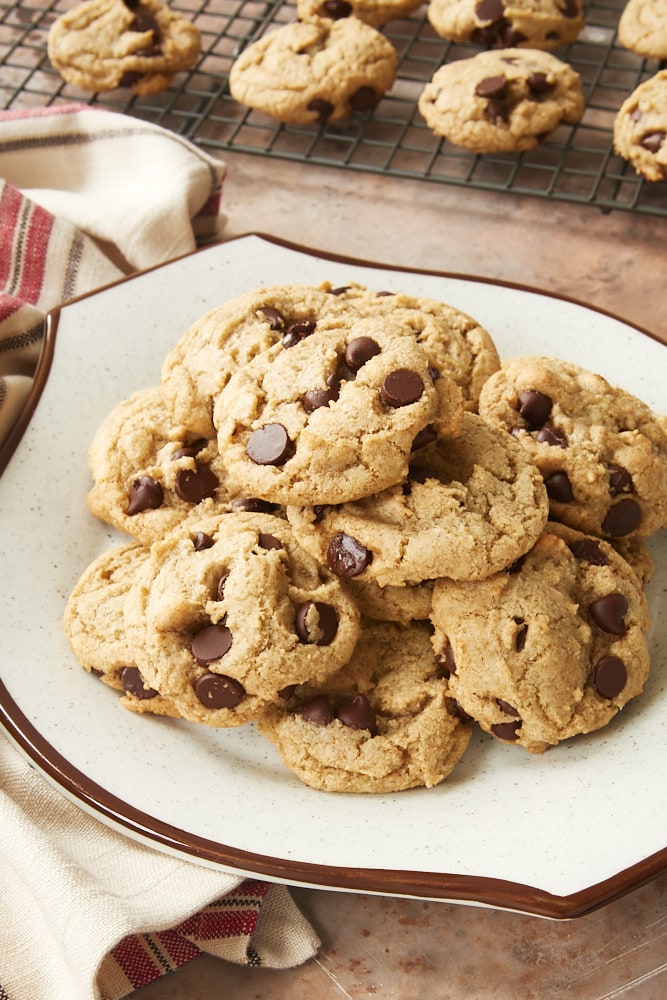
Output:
[
  {"xmin": 613, "ymin": 70, "xmax": 667, "ymax": 182},
  {"xmin": 427, "ymin": 0, "xmax": 585, "ymax": 50},
  {"xmin": 430, "ymin": 523, "xmax": 651, "ymax": 753},
  {"xmin": 418, "ymin": 48, "xmax": 584, "ymax": 153},
  {"xmin": 228, "ymin": 18, "xmax": 397, "ymax": 124},
  {"xmin": 63, "ymin": 542, "xmax": 181, "ymax": 718},
  {"xmin": 214, "ymin": 316, "xmax": 464, "ymax": 506},
  {"xmin": 478, "ymin": 356, "xmax": 667, "ymax": 539},
  {"xmin": 123, "ymin": 511, "xmax": 361, "ymax": 727},
  {"xmin": 47, "ymin": 0, "xmax": 200, "ymax": 95},
  {"xmin": 286, "ymin": 412, "xmax": 549, "ymax": 585},
  {"xmin": 259, "ymin": 620, "xmax": 473, "ymax": 792}
]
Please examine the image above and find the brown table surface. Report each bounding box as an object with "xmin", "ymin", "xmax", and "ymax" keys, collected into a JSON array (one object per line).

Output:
[{"xmin": 130, "ymin": 151, "xmax": 666, "ymax": 1000}]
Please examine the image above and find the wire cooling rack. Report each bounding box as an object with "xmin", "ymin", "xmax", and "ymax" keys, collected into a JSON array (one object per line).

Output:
[{"xmin": 2, "ymin": 0, "xmax": 667, "ymax": 216}]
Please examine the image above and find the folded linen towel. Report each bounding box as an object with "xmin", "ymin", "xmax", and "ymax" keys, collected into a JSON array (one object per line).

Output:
[{"xmin": 0, "ymin": 103, "xmax": 319, "ymax": 1000}]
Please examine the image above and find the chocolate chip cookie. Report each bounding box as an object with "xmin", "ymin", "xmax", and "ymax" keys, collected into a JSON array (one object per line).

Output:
[
  {"xmin": 47, "ymin": 0, "xmax": 201, "ymax": 95},
  {"xmin": 86, "ymin": 385, "xmax": 246, "ymax": 545},
  {"xmin": 430, "ymin": 523, "xmax": 651, "ymax": 753},
  {"xmin": 259, "ymin": 620, "xmax": 473, "ymax": 792},
  {"xmin": 322, "ymin": 282, "xmax": 501, "ymax": 412},
  {"xmin": 613, "ymin": 70, "xmax": 667, "ymax": 182},
  {"xmin": 296, "ymin": 0, "xmax": 424, "ymax": 28},
  {"xmin": 618, "ymin": 0, "xmax": 667, "ymax": 60},
  {"xmin": 123, "ymin": 511, "xmax": 361, "ymax": 727},
  {"xmin": 478, "ymin": 356, "xmax": 667, "ymax": 539},
  {"xmin": 214, "ymin": 316, "xmax": 464, "ymax": 506},
  {"xmin": 161, "ymin": 284, "xmax": 352, "ymax": 437},
  {"xmin": 418, "ymin": 48, "xmax": 584, "ymax": 153},
  {"xmin": 63, "ymin": 542, "xmax": 181, "ymax": 718},
  {"xmin": 427, "ymin": 0, "xmax": 585, "ymax": 50},
  {"xmin": 228, "ymin": 17, "xmax": 397, "ymax": 125},
  {"xmin": 286, "ymin": 412, "xmax": 549, "ymax": 585}
]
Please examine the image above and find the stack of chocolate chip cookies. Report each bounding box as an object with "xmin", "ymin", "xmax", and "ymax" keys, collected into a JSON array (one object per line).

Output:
[{"xmin": 64, "ymin": 280, "xmax": 667, "ymax": 793}]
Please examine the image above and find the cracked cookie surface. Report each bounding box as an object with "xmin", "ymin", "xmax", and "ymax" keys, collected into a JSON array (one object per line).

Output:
[
  {"xmin": 48, "ymin": 0, "xmax": 200, "ymax": 95},
  {"xmin": 259, "ymin": 620, "xmax": 473, "ymax": 792},
  {"xmin": 478, "ymin": 355, "xmax": 667, "ymax": 538},
  {"xmin": 429, "ymin": 523, "xmax": 651, "ymax": 753},
  {"xmin": 286, "ymin": 412, "xmax": 549, "ymax": 585},
  {"xmin": 418, "ymin": 47, "xmax": 584, "ymax": 152},
  {"xmin": 427, "ymin": 0, "xmax": 584, "ymax": 50},
  {"xmin": 228, "ymin": 17, "xmax": 397, "ymax": 124},
  {"xmin": 123, "ymin": 511, "xmax": 361, "ymax": 727},
  {"xmin": 214, "ymin": 316, "xmax": 464, "ymax": 506},
  {"xmin": 613, "ymin": 70, "xmax": 667, "ymax": 181}
]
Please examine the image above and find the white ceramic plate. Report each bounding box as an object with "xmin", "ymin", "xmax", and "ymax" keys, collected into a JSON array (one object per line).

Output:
[{"xmin": 1, "ymin": 234, "xmax": 665, "ymax": 918}]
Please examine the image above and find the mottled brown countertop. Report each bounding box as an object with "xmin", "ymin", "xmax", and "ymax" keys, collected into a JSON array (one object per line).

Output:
[{"xmin": 130, "ymin": 151, "xmax": 667, "ymax": 999}]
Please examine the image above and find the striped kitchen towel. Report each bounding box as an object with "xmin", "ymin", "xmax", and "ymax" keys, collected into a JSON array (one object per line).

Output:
[
  {"xmin": 0, "ymin": 734, "xmax": 319, "ymax": 1000},
  {"xmin": 0, "ymin": 102, "xmax": 226, "ymax": 450}
]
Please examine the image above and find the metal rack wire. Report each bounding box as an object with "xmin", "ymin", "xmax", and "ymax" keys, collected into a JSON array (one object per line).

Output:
[{"xmin": 2, "ymin": 0, "xmax": 667, "ymax": 215}]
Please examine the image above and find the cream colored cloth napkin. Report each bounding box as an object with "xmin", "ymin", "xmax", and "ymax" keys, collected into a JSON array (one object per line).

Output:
[
  {"xmin": 0, "ymin": 735, "xmax": 319, "ymax": 1000},
  {"xmin": 0, "ymin": 104, "xmax": 320, "ymax": 999}
]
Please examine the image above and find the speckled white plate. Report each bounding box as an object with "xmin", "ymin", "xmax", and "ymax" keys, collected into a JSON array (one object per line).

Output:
[{"xmin": 1, "ymin": 234, "xmax": 665, "ymax": 918}]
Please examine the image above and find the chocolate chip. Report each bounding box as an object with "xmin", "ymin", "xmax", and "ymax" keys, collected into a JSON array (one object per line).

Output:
[
  {"xmin": 639, "ymin": 131, "xmax": 666, "ymax": 153},
  {"xmin": 475, "ymin": 75, "xmax": 508, "ymax": 99},
  {"xmin": 313, "ymin": 504, "xmax": 329, "ymax": 523},
  {"xmin": 279, "ymin": 684, "xmax": 296, "ymax": 700},
  {"xmin": 302, "ymin": 372, "xmax": 341, "ymax": 412},
  {"xmin": 336, "ymin": 693, "xmax": 378, "ymax": 735},
  {"xmin": 258, "ymin": 306, "xmax": 284, "ymax": 330},
  {"xmin": 349, "ymin": 86, "xmax": 378, "ymax": 112},
  {"xmin": 282, "ymin": 319, "xmax": 316, "ymax": 348},
  {"xmin": 120, "ymin": 666, "xmax": 158, "ymax": 700},
  {"xmin": 544, "ymin": 471, "xmax": 573, "ymax": 502},
  {"xmin": 514, "ymin": 619, "xmax": 528, "ymax": 651},
  {"xmin": 411, "ymin": 424, "xmax": 438, "ymax": 451},
  {"xmin": 476, "ymin": 0, "xmax": 504, "ymax": 19},
  {"xmin": 172, "ymin": 438, "xmax": 207, "ymax": 460},
  {"xmin": 558, "ymin": 0, "xmax": 579, "ymax": 15},
  {"xmin": 449, "ymin": 699, "xmax": 473, "ymax": 723},
  {"xmin": 527, "ymin": 72, "xmax": 553, "ymax": 95},
  {"xmin": 435, "ymin": 642, "xmax": 457, "ymax": 677},
  {"xmin": 191, "ymin": 623, "xmax": 233, "ymax": 665},
  {"xmin": 380, "ymin": 369, "xmax": 424, "ymax": 408},
  {"xmin": 428, "ymin": 364, "xmax": 441, "ymax": 381},
  {"xmin": 607, "ymin": 463, "xmax": 633, "ymax": 496},
  {"xmin": 216, "ymin": 572, "xmax": 229, "ymax": 600},
  {"xmin": 174, "ymin": 463, "xmax": 219, "ymax": 504},
  {"xmin": 602, "ymin": 498, "xmax": 641, "ymax": 537},
  {"xmin": 490, "ymin": 720, "xmax": 521, "ymax": 741},
  {"xmin": 496, "ymin": 698, "xmax": 520, "ymax": 716},
  {"xmin": 126, "ymin": 475, "xmax": 163, "ymax": 515},
  {"xmin": 231, "ymin": 497, "xmax": 278, "ymax": 514},
  {"xmin": 345, "ymin": 336, "xmax": 381, "ymax": 371},
  {"xmin": 195, "ymin": 672, "xmax": 244, "ymax": 709},
  {"xmin": 258, "ymin": 532, "xmax": 283, "ymax": 550},
  {"xmin": 326, "ymin": 532, "xmax": 372, "ymax": 577},
  {"xmin": 327, "ymin": 286, "xmax": 351, "ymax": 296},
  {"xmin": 589, "ymin": 593, "xmax": 628, "ymax": 636},
  {"xmin": 499, "ymin": 23, "xmax": 526, "ymax": 45},
  {"xmin": 518, "ymin": 389, "xmax": 552, "ymax": 427},
  {"xmin": 594, "ymin": 656, "xmax": 627, "ymax": 699},
  {"xmin": 295, "ymin": 602, "xmax": 339, "ymax": 645},
  {"xmin": 301, "ymin": 694, "xmax": 333, "ymax": 725},
  {"xmin": 484, "ymin": 99, "xmax": 509, "ymax": 123},
  {"xmin": 307, "ymin": 97, "xmax": 334, "ymax": 123},
  {"xmin": 568, "ymin": 537, "xmax": 608, "ymax": 565},
  {"xmin": 246, "ymin": 423, "xmax": 293, "ymax": 465},
  {"xmin": 321, "ymin": 0, "xmax": 352, "ymax": 15},
  {"xmin": 193, "ymin": 531, "xmax": 215, "ymax": 551},
  {"xmin": 536, "ymin": 426, "xmax": 568, "ymax": 448}
]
